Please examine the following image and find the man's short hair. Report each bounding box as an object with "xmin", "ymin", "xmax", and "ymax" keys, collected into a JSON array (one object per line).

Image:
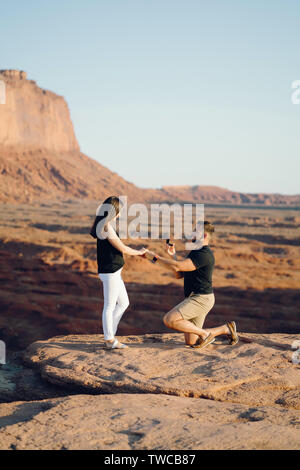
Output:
[{"xmin": 204, "ymin": 221, "xmax": 215, "ymax": 235}]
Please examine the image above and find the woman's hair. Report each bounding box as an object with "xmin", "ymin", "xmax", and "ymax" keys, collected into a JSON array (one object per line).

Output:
[{"xmin": 90, "ymin": 196, "xmax": 123, "ymax": 239}]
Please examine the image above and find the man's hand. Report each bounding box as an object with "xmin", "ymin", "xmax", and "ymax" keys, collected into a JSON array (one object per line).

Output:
[
  {"xmin": 166, "ymin": 239, "xmax": 177, "ymax": 259},
  {"xmin": 167, "ymin": 244, "xmax": 176, "ymax": 256},
  {"xmin": 145, "ymin": 249, "xmax": 195, "ymax": 273}
]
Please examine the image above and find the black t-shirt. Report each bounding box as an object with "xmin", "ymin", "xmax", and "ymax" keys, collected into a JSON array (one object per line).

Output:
[
  {"xmin": 183, "ymin": 246, "xmax": 215, "ymax": 297},
  {"xmin": 97, "ymin": 237, "xmax": 124, "ymax": 274}
]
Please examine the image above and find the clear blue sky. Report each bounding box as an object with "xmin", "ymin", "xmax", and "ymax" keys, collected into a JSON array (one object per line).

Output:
[{"xmin": 1, "ymin": 0, "xmax": 299, "ymax": 194}]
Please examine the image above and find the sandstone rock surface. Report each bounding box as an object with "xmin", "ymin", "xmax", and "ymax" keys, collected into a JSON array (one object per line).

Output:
[
  {"xmin": 0, "ymin": 393, "xmax": 300, "ymax": 450},
  {"xmin": 24, "ymin": 333, "xmax": 300, "ymax": 409},
  {"xmin": 0, "ymin": 354, "xmax": 73, "ymax": 403}
]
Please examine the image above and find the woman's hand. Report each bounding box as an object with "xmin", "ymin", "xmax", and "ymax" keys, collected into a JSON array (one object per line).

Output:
[
  {"xmin": 138, "ymin": 247, "xmax": 148, "ymax": 256},
  {"xmin": 146, "ymin": 250, "xmax": 156, "ymax": 258}
]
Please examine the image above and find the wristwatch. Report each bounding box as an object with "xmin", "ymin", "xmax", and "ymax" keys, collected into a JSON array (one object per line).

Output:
[{"xmin": 151, "ymin": 255, "xmax": 158, "ymax": 263}]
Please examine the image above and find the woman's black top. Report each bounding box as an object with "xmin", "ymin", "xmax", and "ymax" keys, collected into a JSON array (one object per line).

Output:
[{"xmin": 97, "ymin": 236, "xmax": 124, "ymax": 273}]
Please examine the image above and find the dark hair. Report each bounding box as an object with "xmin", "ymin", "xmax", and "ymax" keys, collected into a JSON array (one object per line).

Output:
[
  {"xmin": 204, "ymin": 220, "xmax": 215, "ymax": 235},
  {"xmin": 90, "ymin": 196, "xmax": 123, "ymax": 239}
]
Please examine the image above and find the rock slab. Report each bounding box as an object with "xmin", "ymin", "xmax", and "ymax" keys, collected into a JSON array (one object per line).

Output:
[
  {"xmin": 24, "ymin": 333, "xmax": 300, "ymax": 409},
  {"xmin": 1, "ymin": 393, "xmax": 300, "ymax": 450}
]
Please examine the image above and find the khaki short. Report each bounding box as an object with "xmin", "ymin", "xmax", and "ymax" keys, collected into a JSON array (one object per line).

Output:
[{"xmin": 176, "ymin": 293, "xmax": 215, "ymax": 329}]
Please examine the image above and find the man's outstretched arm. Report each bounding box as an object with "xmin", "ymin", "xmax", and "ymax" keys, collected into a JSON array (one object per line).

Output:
[{"xmin": 146, "ymin": 251, "xmax": 195, "ymax": 272}]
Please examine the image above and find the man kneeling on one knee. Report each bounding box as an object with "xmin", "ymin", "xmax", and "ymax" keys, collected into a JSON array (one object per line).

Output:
[{"xmin": 146, "ymin": 221, "xmax": 238, "ymax": 350}]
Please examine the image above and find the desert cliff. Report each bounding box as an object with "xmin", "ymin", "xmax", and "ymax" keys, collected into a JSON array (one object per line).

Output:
[
  {"xmin": 0, "ymin": 70, "xmax": 299, "ymax": 205},
  {"xmin": 0, "ymin": 70, "xmax": 150, "ymax": 203},
  {"xmin": 0, "ymin": 70, "xmax": 79, "ymax": 153}
]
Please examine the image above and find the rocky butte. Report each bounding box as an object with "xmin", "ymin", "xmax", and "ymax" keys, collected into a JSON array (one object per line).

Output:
[
  {"xmin": 0, "ymin": 69, "xmax": 150, "ymax": 203},
  {"xmin": 0, "ymin": 69, "xmax": 79, "ymax": 153},
  {"xmin": 0, "ymin": 69, "xmax": 299, "ymax": 205}
]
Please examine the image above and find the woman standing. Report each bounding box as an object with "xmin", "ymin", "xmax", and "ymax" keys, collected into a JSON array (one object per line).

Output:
[{"xmin": 90, "ymin": 196, "xmax": 146, "ymax": 349}]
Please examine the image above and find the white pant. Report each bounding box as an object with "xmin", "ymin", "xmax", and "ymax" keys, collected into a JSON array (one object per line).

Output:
[{"xmin": 98, "ymin": 268, "xmax": 129, "ymax": 340}]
